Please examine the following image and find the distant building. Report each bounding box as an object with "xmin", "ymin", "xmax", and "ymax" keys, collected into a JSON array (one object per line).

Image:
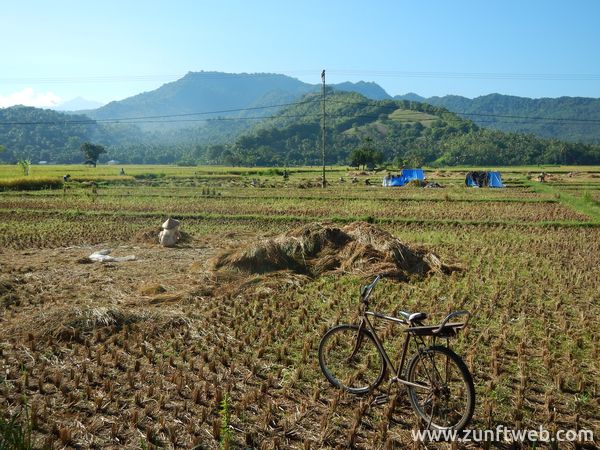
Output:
[
  {"xmin": 106, "ymin": 160, "xmax": 120, "ymax": 165},
  {"xmin": 38, "ymin": 161, "xmax": 48, "ymax": 165}
]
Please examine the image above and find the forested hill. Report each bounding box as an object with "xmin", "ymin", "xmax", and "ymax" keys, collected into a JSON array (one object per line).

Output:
[
  {"xmin": 0, "ymin": 106, "xmax": 106, "ymax": 163},
  {"xmin": 1, "ymin": 91, "xmax": 599, "ymax": 166},
  {"xmin": 395, "ymin": 93, "xmax": 600, "ymax": 144},
  {"xmin": 87, "ymin": 72, "xmax": 313, "ymax": 124},
  {"xmin": 85, "ymin": 71, "xmax": 393, "ymax": 128},
  {"xmin": 213, "ymin": 91, "xmax": 600, "ymax": 166}
]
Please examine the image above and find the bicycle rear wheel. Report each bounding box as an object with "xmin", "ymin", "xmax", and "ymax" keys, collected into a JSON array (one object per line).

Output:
[
  {"xmin": 406, "ymin": 345, "xmax": 475, "ymax": 431},
  {"xmin": 318, "ymin": 324, "xmax": 386, "ymax": 394}
]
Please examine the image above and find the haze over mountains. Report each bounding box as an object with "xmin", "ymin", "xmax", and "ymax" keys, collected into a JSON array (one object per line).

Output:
[
  {"xmin": 1, "ymin": 71, "xmax": 599, "ymax": 165},
  {"xmin": 80, "ymin": 71, "xmax": 600, "ymax": 144},
  {"xmin": 54, "ymin": 97, "xmax": 104, "ymax": 112},
  {"xmin": 394, "ymin": 92, "xmax": 600, "ymax": 144},
  {"xmin": 84, "ymin": 72, "xmax": 393, "ymax": 126}
]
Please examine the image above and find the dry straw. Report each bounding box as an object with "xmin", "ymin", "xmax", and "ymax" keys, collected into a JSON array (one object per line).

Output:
[{"xmin": 210, "ymin": 221, "xmax": 461, "ymax": 281}]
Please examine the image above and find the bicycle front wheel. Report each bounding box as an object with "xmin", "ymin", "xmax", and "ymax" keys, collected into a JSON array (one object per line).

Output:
[
  {"xmin": 318, "ymin": 324, "xmax": 386, "ymax": 394},
  {"xmin": 406, "ymin": 345, "xmax": 475, "ymax": 431}
]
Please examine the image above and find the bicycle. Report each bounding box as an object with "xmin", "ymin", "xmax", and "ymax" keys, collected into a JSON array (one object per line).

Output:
[{"xmin": 318, "ymin": 275, "xmax": 475, "ymax": 431}]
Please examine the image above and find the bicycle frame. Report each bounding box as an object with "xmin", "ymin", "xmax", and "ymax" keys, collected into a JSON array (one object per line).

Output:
[
  {"xmin": 319, "ymin": 275, "xmax": 475, "ymax": 430},
  {"xmin": 350, "ymin": 274, "xmax": 469, "ymax": 393},
  {"xmin": 355, "ymin": 310, "xmax": 433, "ymax": 391}
]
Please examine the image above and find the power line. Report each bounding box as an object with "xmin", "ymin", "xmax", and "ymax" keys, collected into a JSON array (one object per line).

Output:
[
  {"xmin": 325, "ymin": 98, "xmax": 600, "ymax": 124},
  {"xmin": 0, "ymin": 98, "xmax": 322, "ymax": 126},
  {"xmin": 0, "ymin": 72, "xmax": 313, "ymax": 85},
  {"xmin": 327, "ymin": 69, "xmax": 600, "ymax": 81},
  {"xmin": 1, "ymin": 96, "xmax": 600, "ymax": 127},
  {"xmin": 3, "ymin": 69, "xmax": 600, "ymax": 84},
  {"xmin": 456, "ymin": 111, "xmax": 600, "ymax": 124},
  {"xmin": 0, "ymin": 74, "xmax": 183, "ymax": 84},
  {"xmin": 91, "ymin": 98, "xmax": 320, "ymax": 122}
]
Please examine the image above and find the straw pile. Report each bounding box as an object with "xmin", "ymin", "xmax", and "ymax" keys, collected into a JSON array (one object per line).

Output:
[{"xmin": 211, "ymin": 221, "xmax": 459, "ymax": 280}]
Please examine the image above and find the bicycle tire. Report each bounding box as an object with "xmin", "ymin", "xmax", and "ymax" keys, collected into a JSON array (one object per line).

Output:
[
  {"xmin": 318, "ymin": 324, "xmax": 386, "ymax": 394},
  {"xmin": 405, "ymin": 345, "xmax": 475, "ymax": 431}
]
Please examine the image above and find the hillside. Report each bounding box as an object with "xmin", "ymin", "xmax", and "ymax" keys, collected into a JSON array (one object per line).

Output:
[
  {"xmin": 395, "ymin": 93, "xmax": 600, "ymax": 144},
  {"xmin": 87, "ymin": 72, "xmax": 600, "ymax": 144},
  {"xmin": 2, "ymin": 78, "xmax": 600, "ymax": 166},
  {"xmin": 54, "ymin": 97, "xmax": 104, "ymax": 111},
  {"xmin": 332, "ymin": 81, "xmax": 391, "ymax": 100},
  {"xmin": 85, "ymin": 72, "xmax": 392, "ymax": 129},
  {"xmin": 0, "ymin": 106, "xmax": 107, "ymax": 163},
  {"xmin": 213, "ymin": 91, "xmax": 600, "ymax": 166},
  {"xmin": 88, "ymin": 72, "xmax": 313, "ymax": 124}
]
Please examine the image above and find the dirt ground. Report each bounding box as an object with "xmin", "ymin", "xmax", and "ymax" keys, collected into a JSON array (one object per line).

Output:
[
  {"xmin": 0, "ymin": 230, "xmax": 449, "ymax": 448},
  {"xmin": 0, "ymin": 242, "xmax": 217, "ymax": 335},
  {"xmin": 3, "ymin": 222, "xmax": 596, "ymax": 449}
]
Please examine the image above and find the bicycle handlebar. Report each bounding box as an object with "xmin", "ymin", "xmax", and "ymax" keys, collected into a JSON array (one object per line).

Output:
[
  {"xmin": 360, "ymin": 276, "xmax": 471, "ymax": 334},
  {"xmin": 360, "ymin": 274, "xmax": 381, "ymax": 303}
]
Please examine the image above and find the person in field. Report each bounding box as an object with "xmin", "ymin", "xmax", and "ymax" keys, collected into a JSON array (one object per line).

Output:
[{"xmin": 159, "ymin": 218, "xmax": 181, "ymax": 247}]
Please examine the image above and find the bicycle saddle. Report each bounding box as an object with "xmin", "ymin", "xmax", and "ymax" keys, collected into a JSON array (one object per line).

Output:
[{"xmin": 399, "ymin": 311, "xmax": 427, "ymax": 322}]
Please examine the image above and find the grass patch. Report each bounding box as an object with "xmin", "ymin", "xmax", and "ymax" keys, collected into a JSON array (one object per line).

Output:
[
  {"xmin": 0, "ymin": 207, "xmax": 596, "ymax": 229},
  {"xmin": 70, "ymin": 175, "xmax": 136, "ymax": 184},
  {"xmin": 389, "ymin": 108, "xmax": 439, "ymax": 125},
  {"xmin": 132, "ymin": 172, "xmax": 166, "ymax": 180},
  {"xmin": 526, "ymin": 180, "xmax": 600, "ymax": 223},
  {"xmin": 0, "ymin": 409, "xmax": 40, "ymax": 450},
  {"xmin": 0, "ymin": 177, "xmax": 63, "ymax": 191}
]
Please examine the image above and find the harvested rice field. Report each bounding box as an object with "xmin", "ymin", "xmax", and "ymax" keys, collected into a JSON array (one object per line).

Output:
[{"xmin": 0, "ymin": 165, "xmax": 599, "ymax": 449}]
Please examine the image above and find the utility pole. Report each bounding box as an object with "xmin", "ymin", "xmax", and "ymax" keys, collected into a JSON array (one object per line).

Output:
[{"xmin": 321, "ymin": 69, "xmax": 326, "ymax": 188}]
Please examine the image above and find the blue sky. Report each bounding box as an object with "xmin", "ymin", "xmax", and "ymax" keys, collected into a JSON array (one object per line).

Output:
[{"xmin": 1, "ymin": 0, "xmax": 600, "ymax": 107}]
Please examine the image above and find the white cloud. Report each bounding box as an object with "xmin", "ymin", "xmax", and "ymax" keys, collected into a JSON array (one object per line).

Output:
[{"xmin": 0, "ymin": 88, "xmax": 62, "ymax": 108}]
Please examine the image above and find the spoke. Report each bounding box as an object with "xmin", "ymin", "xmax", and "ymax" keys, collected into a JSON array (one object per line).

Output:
[
  {"xmin": 321, "ymin": 326, "xmax": 384, "ymax": 392},
  {"xmin": 428, "ymin": 353, "xmax": 445, "ymax": 387},
  {"xmin": 407, "ymin": 349, "xmax": 471, "ymax": 430},
  {"xmin": 422, "ymin": 391, "xmax": 434, "ymax": 409}
]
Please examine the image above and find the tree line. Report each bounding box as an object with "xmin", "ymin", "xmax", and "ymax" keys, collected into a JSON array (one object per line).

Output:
[
  {"xmin": 196, "ymin": 92, "xmax": 600, "ymax": 166},
  {"xmin": 1, "ymin": 93, "xmax": 599, "ymax": 166}
]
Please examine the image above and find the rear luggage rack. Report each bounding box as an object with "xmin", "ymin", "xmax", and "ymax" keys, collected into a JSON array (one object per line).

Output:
[{"xmin": 405, "ymin": 310, "xmax": 471, "ymax": 337}]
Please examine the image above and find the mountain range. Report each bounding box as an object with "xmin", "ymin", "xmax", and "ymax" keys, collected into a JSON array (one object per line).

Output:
[
  {"xmin": 218, "ymin": 90, "xmax": 599, "ymax": 167},
  {"xmin": 85, "ymin": 72, "xmax": 389, "ymax": 125},
  {"xmin": 80, "ymin": 71, "xmax": 600, "ymax": 144},
  {"xmin": 54, "ymin": 97, "xmax": 104, "ymax": 112},
  {"xmin": 394, "ymin": 93, "xmax": 600, "ymax": 144},
  {"xmin": 1, "ymin": 71, "xmax": 599, "ymax": 165}
]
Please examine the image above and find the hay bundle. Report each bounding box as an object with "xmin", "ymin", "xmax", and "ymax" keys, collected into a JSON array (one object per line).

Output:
[
  {"xmin": 25, "ymin": 307, "xmax": 150, "ymax": 342},
  {"xmin": 214, "ymin": 239, "xmax": 303, "ymax": 274},
  {"xmin": 10, "ymin": 305, "xmax": 191, "ymax": 341},
  {"xmin": 210, "ymin": 221, "xmax": 459, "ymax": 280}
]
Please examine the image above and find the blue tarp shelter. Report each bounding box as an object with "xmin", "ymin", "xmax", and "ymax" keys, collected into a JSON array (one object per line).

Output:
[
  {"xmin": 465, "ymin": 171, "xmax": 504, "ymax": 188},
  {"xmin": 487, "ymin": 172, "xmax": 504, "ymax": 188},
  {"xmin": 383, "ymin": 168, "xmax": 425, "ymax": 187}
]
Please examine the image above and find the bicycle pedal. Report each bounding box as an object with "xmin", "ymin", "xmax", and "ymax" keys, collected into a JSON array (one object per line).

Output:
[{"xmin": 372, "ymin": 394, "xmax": 388, "ymax": 405}]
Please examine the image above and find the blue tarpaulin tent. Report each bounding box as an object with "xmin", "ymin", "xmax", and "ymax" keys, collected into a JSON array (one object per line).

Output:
[
  {"xmin": 383, "ymin": 168, "xmax": 425, "ymax": 187},
  {"xmin": 487, "ymin": 172, "xmax": 504, "ymax": 188},
  {"xmin": 465, "ymin": 171, "xmax": 504, "ymax": 188}
]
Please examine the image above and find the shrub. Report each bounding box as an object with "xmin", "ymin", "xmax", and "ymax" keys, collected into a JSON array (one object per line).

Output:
[
  {"xmin": 264, "ymin": 168, "xmax": 284, "ymax": 176},
  {"xmin": 133, "ymin": 173, "xmax": 166, "ymax": 180},
  {"xmin": 408, "ymin": 179, "xmax": 427, "ymax": 187},
  {"xmin": 70, "ymin": 176, "xmax": 135, "ymax": 183}
]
